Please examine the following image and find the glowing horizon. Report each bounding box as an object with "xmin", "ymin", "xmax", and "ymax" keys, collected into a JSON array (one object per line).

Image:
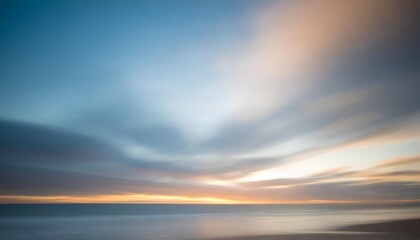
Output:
[{"xmin": 3, "ymin": 194, "xmax": 418, "ymax": 205}]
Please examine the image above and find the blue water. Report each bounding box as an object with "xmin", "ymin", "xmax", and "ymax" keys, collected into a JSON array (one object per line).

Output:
[{"xmin": 1, "ymin": 204, "xmax": 419, "ymax": 240}]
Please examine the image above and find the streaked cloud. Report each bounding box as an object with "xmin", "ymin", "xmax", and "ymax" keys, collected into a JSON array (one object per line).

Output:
[
  {"xmin": 376, "ymin": 156, "xmax": 420, "ymax": 169},
  {"xmin": 222, "ymin": 0, "xmax": 408, "ymax": 120},
  {"xmin": 0, "ymin": 0, "xmax": 419, "ymax": 203}
]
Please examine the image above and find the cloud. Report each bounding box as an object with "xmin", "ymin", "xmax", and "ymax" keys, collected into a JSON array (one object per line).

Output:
[
  {"xmin": 239, "ymin": 169, "xmax": 359, "ymax": 189},
  {"xmin": 223, "ymin": 0, "xmax": 408, "ymax": 121},
  {"xmin": 72, "ymin": 101, "xmax": 190, "ymax": 155},
  {"xmin": 0, "ymin": 163, "xmax": 135, "ymax": 195},
  {"xmin": 200, "ymin": 78, "xmax": 420, "ymax": 167},
  {"xmin": 198, "ymin": 0, "xmax": 420, "ymax": 178},
  {"xmin": 0, "ymin": 118, "xmax": 119, "ymax": 164},
  {"xmin": 1, "ymin": 117, "xmax": 419, "ymax": 203},
  {"xmin": 376, "ymin": 156, "xmax": 420, "ymax": 169},
  {"xmin": 0, "ymin": 118, "xmax": 198, "ymax": 181},
  {"xmin": 1, "ymin": 0, "xmax": 420, "ymax": 203},
  {"xmin": 125, "ymin": 124, "xmax": 188, "ymax": 154},
  {"xmin": 367, "ymin": 170, "xmax": 420, "ymax": 178},
  {"xmin": 283, "ymin": 181, "xmax": 420, "ymax": 202},
  {"xmin": 0, "ymin": 156, "xmax": 251, "ymax": 201},
  {"xmin": 170, "ymin": 158, "xmax": 419, "ymax": 202}
]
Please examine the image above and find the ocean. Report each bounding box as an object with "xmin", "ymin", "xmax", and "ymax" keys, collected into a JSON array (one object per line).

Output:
[{"xmin": 1, "ymin": 203, "xmax": 419, "ymax": 240}]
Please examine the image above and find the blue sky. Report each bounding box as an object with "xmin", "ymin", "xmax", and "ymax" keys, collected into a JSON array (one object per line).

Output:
[{"xmin": 0, "ymin": 0, "xmax": 419, "ymax": 203}]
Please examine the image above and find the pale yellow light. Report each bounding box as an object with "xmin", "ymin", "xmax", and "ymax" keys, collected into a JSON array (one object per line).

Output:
[{"xmin": 0, "ymin": 194, "xmax": 243, "ymax": 204}]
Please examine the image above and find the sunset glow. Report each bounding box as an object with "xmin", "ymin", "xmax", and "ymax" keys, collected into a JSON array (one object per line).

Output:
[{"xmin": 0, "ymin": 0, "xmax": 419, "ymax": 204}]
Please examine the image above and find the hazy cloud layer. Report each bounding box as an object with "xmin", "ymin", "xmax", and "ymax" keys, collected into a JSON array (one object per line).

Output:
[{"xmin": 0, "ymin": 0, "xmax": 419, "ymax": 203}]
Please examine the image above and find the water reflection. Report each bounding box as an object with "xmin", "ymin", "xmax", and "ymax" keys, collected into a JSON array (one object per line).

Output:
[{"xmin": 1, "ymin": 205, "xmax": 419, "ymax": 240}]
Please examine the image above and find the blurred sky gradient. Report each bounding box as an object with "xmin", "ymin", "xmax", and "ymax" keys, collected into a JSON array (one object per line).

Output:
[{"xmin": 0, "ymin": 0, "xmax": 420, "ymax": 203}]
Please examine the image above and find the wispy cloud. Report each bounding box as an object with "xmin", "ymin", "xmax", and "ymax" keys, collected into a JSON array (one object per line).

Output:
[
  {"xmin": 222, "ymin": 0, "xmax": 407, "ymax": 120},
  {"xmin": 0, "ymin": 0, "xmax": 419, "ymax": 203}
]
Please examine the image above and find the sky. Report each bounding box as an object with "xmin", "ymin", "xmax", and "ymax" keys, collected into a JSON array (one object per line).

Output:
[{"xmin": 0, "ymin": 0, "xmax": 419, "ymax": 204}]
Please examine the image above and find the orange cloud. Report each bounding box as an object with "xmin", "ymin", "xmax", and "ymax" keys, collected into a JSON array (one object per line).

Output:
[
  {"xmin": 224, "ymin": 0, "xmax": 405, "ymax": 120},
  {"xmin": 376, "ymin": 156, "xmax": 420, "ymax": 169},
  {"xmin": 0, "ymin": 194, "xmax": 245, "ymax": 204}
]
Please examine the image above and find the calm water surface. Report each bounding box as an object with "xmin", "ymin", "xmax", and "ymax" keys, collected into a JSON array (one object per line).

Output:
[{"xmin": 1, "ymin": 204, "xmax": 419, "ymax": 240}]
